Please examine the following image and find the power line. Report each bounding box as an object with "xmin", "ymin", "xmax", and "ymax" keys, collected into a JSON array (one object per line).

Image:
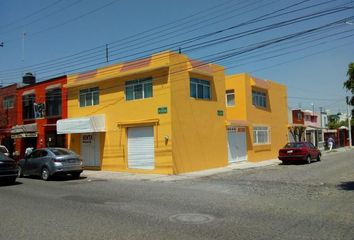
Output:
[
  {"xmin": 0, "ymin": 0, "xmax": 64, "ymax": 30},
  {"xmin": 0, "ymin": 0, "xmax": 84, "ymax": 37},
  {"xmin": 0, "ymin": 0, "xmax": 348, "ymax": 82},
  {"xmin": 0, "ymin": 0, "xmax": 265, "ymax": 75},
  {"xmin": 2, "ymin": 14, "xmax": 352, "ymax": 101}
]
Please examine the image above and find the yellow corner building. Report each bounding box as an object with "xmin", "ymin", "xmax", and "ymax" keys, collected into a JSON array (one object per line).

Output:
[
  {"xmin": 225, "ymin": 73, "xmax": 288, "ymax": 163},
  {"xmin": 57, "ymin": 51, "xmax": 228, "ymax": 174}
]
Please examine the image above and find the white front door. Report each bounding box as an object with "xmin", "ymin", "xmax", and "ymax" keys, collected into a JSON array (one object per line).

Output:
[
  {"xmin": 81, "ymin": 133, "xmax": 100, "ymax": 167},
  {"xmin": 227, "ymin": 127, "xmax": 247, "ymax": 163},
  {"xmin": 127, "ymin": 126, "xmax": 154, "ymax": 170}
]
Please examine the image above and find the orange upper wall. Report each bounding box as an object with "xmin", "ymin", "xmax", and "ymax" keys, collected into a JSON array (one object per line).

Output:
[
  {"xmin": 226, "ymin": 73, "xmax": 289, "ymax": 162},
  {"xmin": 169, "ymin": 53, "xmax": 228, "ymax": 173}
]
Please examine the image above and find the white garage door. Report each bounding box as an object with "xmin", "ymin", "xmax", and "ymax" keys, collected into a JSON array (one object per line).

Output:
[
  {"xmin": 227, "ymin": 127, "xmax": 247, "ymax": 163},
  {"xmin": 128, "ymin": 126, "xmax": 154, "ymax": 169}
]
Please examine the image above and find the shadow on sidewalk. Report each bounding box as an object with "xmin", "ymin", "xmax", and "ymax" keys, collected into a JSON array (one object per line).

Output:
[{"xmin": 337, "ymin": 181, "xmax": 354, "ymax": 191}]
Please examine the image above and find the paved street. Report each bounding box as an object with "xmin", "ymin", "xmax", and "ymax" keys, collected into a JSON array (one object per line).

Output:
[{"xmin": 1, "ymin": 150, "xmax": 353, "ymax": 240}]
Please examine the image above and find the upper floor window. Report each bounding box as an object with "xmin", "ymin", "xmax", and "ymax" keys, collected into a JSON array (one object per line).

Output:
[
  {"xmin": 305, "ymin": 115, "xmax": 311, "ymax": 121},
  {"xmin": 46, "ymin": 88, "xmax": 62, "ymax": 117},
  {"xmin": 125, "ymin": 78, "xmax": 152, "ymax": 101},
  {"xmin": 3, "ymin": 96, "xmax": 14, "ymax": 109},
  {"xmin": 310, "ymin": 115, "xmax": 317, "ymax": 123},
  {"xmin": 226, "ymin": 89, "xmax": 235, "ymax": 107},
  {"xmin": 253, "ymin": 126, "xmax": 269, "ymax": 144},
  {"xmin": 190, "ymin": 78, "xmax": 210, "ymax": 100},
  {"xmin": 252, "ymin": 90, "xmax": 267, "ymax": 108},
  {"xmin": 79, "ymin": 87, "xmax": 99, "ymax": 107},
  {"xmin": 23, "ymin": 94, "xmax": 35, "ymax": 120},
  {"xmin": 297, "ymin": 112, "xmax": 302, "ymax": 120}
]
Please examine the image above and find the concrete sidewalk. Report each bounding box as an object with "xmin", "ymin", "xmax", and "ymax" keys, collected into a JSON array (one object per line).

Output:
[{"xmin": 82, "ymin": 147, "xmax": 353, "ymax": 182}]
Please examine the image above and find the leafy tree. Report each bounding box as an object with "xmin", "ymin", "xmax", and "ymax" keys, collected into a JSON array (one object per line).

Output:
[{"xmin": 344, "ymin": 62, "xmax": 354, "ymax": 105}]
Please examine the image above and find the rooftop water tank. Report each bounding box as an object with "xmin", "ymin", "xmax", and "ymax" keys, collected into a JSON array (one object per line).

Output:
[{"xmin": 23, "ymin": 72, "xmax": 36, "ymax": 85}]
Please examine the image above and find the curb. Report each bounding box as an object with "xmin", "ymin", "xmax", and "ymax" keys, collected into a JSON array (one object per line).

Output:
[
  {"xmin": 81, "ymin": 147, "xmax": 353, "ymax": 182},
  {"xmin": 82, "ymin": 159, "xmax": 282, "ymax": 182}
]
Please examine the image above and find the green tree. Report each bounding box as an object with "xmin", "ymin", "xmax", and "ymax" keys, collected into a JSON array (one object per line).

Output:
[{"xmin": 344, "ymin": 62, "xmax": 354, "ymax": 105}]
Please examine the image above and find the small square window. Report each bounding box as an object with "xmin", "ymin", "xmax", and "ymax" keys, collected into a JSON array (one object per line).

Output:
[
  {"xmin": 79, "ymin": 87, "xmax": 99, "ymax": 107},
  {"xmin": 252, "ymin": 90, "xmax": 267, "ymax": 108},
  {"xmin": 226, "ymin": 90, "xmax": 235, "ymax": 107},
  {"xmin": 190, "ymin": 78, "xmax": 211, "ymax": 100}
]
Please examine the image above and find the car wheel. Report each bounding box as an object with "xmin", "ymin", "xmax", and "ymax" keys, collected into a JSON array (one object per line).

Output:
[
  {"xmin": 306, "ymin": 155, "xmax": 311, "ymax": 164},
  {"xmin": 317, "ymin": 154, "xmax": 321, "ymax": 161},
  {"xmin": 72, "ymin": 172, "xmax": 81, "ymax": 179},
  {"xmin": 41, "ymin": 167, "xmax": 50, "ymax": 181},
  {"xmin": 18, "ymin": 166, "xmax": 23, "ymax": 178}
]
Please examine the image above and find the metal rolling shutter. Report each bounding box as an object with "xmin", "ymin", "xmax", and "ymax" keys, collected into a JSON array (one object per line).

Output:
[{"xmin": 128, "ymin": 126, "xmax": 154, "ymax": 169}]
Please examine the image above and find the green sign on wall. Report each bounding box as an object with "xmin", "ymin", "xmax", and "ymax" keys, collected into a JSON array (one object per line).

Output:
[
  {"xmin": 217, "ymin": 110, "xmax": 224, "ymax": 116},
  {"xmin": 158, "ymin": 107, "xmax": 168, "ymax": 114}
]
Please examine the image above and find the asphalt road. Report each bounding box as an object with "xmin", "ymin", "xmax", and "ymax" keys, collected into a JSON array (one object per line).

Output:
[{"xmin": 1, "ymin": 150, "xmax": 353, "ymax": 240}]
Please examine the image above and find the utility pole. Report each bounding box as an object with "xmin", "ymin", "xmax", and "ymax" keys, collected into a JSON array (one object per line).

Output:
[
  {"xmin": 346, "ymin": 96, "xmax": 352, "ymax": 147},
  {"xmin": 22, "ymin": 32, "xmax": 26, "ymax": 62},
  {"xmin": 105, "ymin": 44, "xmax": 109, "ymax": 63}
]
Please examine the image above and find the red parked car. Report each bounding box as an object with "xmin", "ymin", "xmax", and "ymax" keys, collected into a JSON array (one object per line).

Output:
[{"xmin": 278, "ymin": 142, "xmax": 321, "ymax": 164}]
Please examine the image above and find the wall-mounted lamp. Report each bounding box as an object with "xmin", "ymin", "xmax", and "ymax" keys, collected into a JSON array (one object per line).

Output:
[{"xmin": 164, "ymin": 135, "xmax": 169, "ymax": 145}]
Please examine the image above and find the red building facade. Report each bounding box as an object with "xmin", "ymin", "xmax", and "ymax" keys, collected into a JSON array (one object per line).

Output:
[
  {"xmin": 12, "ymin": 76, "xmax": 67, "ymax": 158},
  {"xmin": 292, "ymin": 109, "xmax": 305, "ymax": 125},
  {"xmin": 0, "ymin": 84, "xmax": 18, "ymax": 156}
]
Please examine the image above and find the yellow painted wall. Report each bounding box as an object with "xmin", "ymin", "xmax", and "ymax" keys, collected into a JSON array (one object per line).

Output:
[
  {"xmin": 67, "ymin": 52, "xmax": 173, "ymax": 174},
  {"xmin": 66, "ymin": 51, "xmax": 228, "ymax": 174},
  {"xmin": 169, "ymin": 53, "xmax": 228, "ymax": 173},
  {"xmin": 226, "ymin": 73, "xmax": 288, "ymax": 162}
]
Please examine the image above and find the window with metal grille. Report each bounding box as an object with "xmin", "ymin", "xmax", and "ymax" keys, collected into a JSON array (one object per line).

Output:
[
  {"xmin": 252, "ymin": 90, "xmax": 267, "ymax": 108},
  {"xmin": 253, "ymin": 126, "xmax": 270, "ymax": 144},
  {"xmin": 190, "ymin": 78, "xmax": 210, "ymax": 100},
  {"xmin": 23, "ymin": 94, "xmax": 35, "ymax": 120},
  {"xmin": 125, "ymin": 78, "xmax": 153, "ymax": 101},
  {"xmin": 46, "ymin": 88, "xmax": 61, "ymax": 117},
  {"xmin": 79, "ymin": 87, "xmax": 99, "ymax": 107},
  {"xmin": 3, "ymin": 96, "xmax": 14, "ymax": 109}
]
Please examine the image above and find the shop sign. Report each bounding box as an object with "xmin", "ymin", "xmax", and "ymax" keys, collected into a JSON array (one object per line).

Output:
[
  {"xmin": 82, "ymin": 134, "xmax": 93, "ymax": 144},
  {"xmin": 217, "ymin": 110, "xmax": 224, "ymax": 116},
  {"xmin": 158, "ymin": 107, "xmax": 168, "ymax": 114}
]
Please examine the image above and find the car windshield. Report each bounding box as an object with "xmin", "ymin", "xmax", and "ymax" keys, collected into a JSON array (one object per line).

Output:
[
  {"xmin": 0, "ymin": 152, "xmax": 10, "ymax": 160},
  {"xmin": 284, "ymin": 142, "xmax": 305, "ymax": 148},
  {"xmin": 50, "ymin": 148, "xmax": 75, "ymax": 156}
]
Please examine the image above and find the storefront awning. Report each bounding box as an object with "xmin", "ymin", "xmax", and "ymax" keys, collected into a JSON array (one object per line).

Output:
[
  {"xmin": 11, "ymin": 123, "xmax": 38, "ymax": 138},
  {"xmin": 57, "ymin": 115, "xmax": 105, "ymax": 134}
]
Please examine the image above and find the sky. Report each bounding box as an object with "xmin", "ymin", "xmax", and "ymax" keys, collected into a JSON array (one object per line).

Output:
[{"xmin": 0, "ymin": 0, "xmax": 353, "ymax": 115}]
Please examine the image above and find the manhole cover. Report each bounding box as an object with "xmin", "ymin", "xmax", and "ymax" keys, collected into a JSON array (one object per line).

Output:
[{"xmin": 169, "ymin": 213, "xmax": 214, "ymax": 224}]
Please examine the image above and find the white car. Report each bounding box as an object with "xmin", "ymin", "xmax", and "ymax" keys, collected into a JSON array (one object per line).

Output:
[{"xmin": 0, "ymin": 145, "xmax": 10, "ymax": 157}]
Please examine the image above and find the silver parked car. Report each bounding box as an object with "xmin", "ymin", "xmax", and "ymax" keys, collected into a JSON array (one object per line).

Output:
[{"xmin": 18, "ymin": 148, "xmax": 83, "ymax": 181}]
